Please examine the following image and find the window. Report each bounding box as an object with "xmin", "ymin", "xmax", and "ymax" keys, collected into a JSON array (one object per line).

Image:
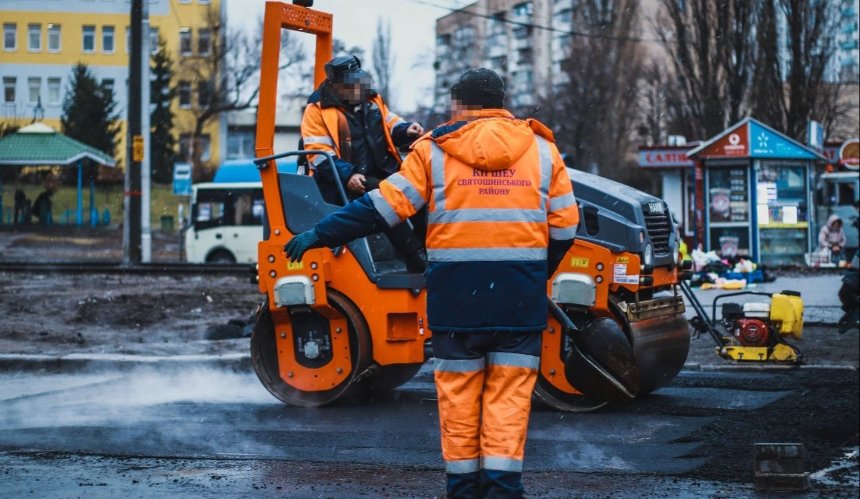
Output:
[
  {"xmin": 489, "ymin": 12, "xmax": 506, "ymax": 35},
  {"xmin": 47, "ymin": 24, "xmax": 61, "ymax": 52},
  {"xmin": 199, "ymin": 0, "xmax": 211, "ymax": 4},
  {"xmin": 102, "ymin": 26, "xmax": 115, "ymax": 53},
  {"xmin": 178, "ymin": 133, "xmax": 211, "ymax": 162},
  {"xmin": 197, "ymin": 28, "xmax": 210, "ymax": 55},
  {"xmin": 28, "ymin": 77, "xmax": 41, "ymax": 104},
  {"xmin": 179, "ymin": 133, "xmax": 192, "ymax": 160},
  {"xmin": 517, "ymin": 48, "xmax": 533, "ymax": 64},
  {"xmin": 149, "ymin": 26, "xmax": 159, "ymax": 54},
  {"xmin": 3, "ymin": 24, "xmax": 16, "ymax": 51},
  {"xmin": 125, "ymin": 26, "xmax": 129, "ymax": 53},
  {"xmin": 179, "ymin": 0, "xmax": 192, "ymax": 3},
  {"xmin": 454, "ymin": 26, "xmax": 475, "ymax": 46},
  {"xmin": 227, "ymin": 130, "xmax": 255, "ymax": 159},
  {"xmin": 512, "ymin": 2, "xmax": 534, "ymax": 18},
  {"xmin": 198, "ymin": 134, "xmax": 211, "ymax": 162},
  {"xmin": 82, "ymin": 25, "xmax": 95, "ymax": 52},
  {"xmin": 47, "ymin": 77, "xmax": 61, "ymax": 105},
  {"xmin": 198, "ymin": 81, "xmax": 212, "ymax": 107},
  {"xmin": 178, "ymin": 80, "xmax": 191, "ymax": 107},
  {"xmin": 28, "ymin": 24, "xmax": 41, "ymax": 52},
  {"xmin": 101, "ymin": 78, "xmax": 115, "ymax": 97},
  {"xmin": 179, "ymin": 27, "xmax": 192, "ymax": 55},
  {"xmin": 513, "ymin": 25, "xmax": 533, "ymax": 39},
  {"xmin": 3, "ymin": 77, "xmax": 16, "ymax": 103}
]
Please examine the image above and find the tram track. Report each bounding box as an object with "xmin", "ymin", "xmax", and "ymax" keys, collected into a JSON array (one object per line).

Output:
[{"xmin": 0, "ymin": 261, "xmax": 253, "ymax": 276}]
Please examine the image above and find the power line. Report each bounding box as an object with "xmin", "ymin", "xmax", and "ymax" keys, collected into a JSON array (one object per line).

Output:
[{"xmin": 398, "ymin": 0, "xmax": 671, "ymax": 45}]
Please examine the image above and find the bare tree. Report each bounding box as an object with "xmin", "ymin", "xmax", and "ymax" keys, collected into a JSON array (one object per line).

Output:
[
  {"xmin": 176, "ymin": 8, "xmax": 304, "ymax": 179},
  {"xmin": 372, "ymin": 17, "xmax": 395, "ymax": 103},
  {"xmin": 751, "ymin": 0, "xmax": 786, "ymax": 129},
  {"xmin": 779, "ymin": 0, "xmax": 838, "ymax": 140},
  {"xmin": 540, "ymin": 0, "xmax": 645, "ymax": 182},
  {"xmin": 657, "ymin": 0, "xmax": 758, "ymax": 139}
]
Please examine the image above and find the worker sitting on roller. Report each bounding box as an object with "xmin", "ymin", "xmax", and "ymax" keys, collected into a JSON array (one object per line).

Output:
[
  {"xmin": 286, "ymin": 68, "xmax": 579, "ymax": 499},
  {"xmin": 300, "ymin": 54, "xmax": 427, "ymax": 272}
]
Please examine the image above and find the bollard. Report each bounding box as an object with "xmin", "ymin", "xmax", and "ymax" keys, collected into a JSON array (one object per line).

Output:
[{"xmin": 754, "ymin": 443, "xmax": 809, "ymax": 491}]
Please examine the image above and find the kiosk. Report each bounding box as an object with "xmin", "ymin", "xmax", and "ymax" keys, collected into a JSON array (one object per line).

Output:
[{"xmin": 687, "ymin": 118, "xmax": 826, "ymax": 266}]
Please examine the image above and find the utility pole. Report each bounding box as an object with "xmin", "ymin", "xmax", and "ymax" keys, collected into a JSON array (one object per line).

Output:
[
  {"xmin": 124, "ymin": 0, "xmax": 143, "ymax": 264},
  {"xmin": 141, "ymin": 1, "xmax": 152, "ymax": 262}
]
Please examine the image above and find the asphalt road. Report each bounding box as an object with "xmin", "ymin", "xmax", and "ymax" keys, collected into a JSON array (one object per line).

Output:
[{"xmin": 0, "ymin": 363, "xmax": 857, "ymax": 498}]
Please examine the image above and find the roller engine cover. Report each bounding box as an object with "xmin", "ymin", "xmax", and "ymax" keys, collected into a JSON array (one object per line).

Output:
[
  {"xmin": 734, "ymin": 318, "xmax": 770, "ymax": 347},
  {"xmin": 564, "ymin": 317, "xmax": 641, "ymax": 401}
]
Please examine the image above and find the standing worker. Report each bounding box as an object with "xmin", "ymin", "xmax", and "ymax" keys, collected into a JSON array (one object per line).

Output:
[
  {"xmin": 301, "ymin": 54, "xmax": 427, "ymax": 272},
  {"xmin": 285, "ymin": 68, "xmax": 579, "ymax": 498}
]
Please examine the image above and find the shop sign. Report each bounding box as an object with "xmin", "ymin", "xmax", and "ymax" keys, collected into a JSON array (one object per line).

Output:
[
  {"xmin": 638, "ymin": 148, "xmax": 694, "ymax": 168},
  {"xmin": 749, "ymin": 121, "xmax": 818, "ymax": 159},
  {"xmin": 700, "ymin": 123, "xmax": 749, "ymax": 157},
  {"xmin": 840, "ymin": 138, "xmax": 860, "ymax": 170}
]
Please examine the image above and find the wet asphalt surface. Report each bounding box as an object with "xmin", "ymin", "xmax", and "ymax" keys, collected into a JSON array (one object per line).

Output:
[{"xmin": 0, "ymin": 362, "xmax": 857, "ymax": 498}]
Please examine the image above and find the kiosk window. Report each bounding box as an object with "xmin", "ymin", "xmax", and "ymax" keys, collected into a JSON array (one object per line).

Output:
[
  {"xmin": 708, "ymin": 168, "xmax": 748, "ymax": 223},
  {"xmin": 757, "ymin": 164, "xmax": 808, "ymax": 224}
]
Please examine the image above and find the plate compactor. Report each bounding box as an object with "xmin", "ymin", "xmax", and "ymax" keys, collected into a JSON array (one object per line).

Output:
[
  {"xmin": 249, "ymin": 1, "xmax": 691, "ymax": 412},
  {"xmin": 680, "ymin": 283, "xmax": 804, "ymax": 363}
]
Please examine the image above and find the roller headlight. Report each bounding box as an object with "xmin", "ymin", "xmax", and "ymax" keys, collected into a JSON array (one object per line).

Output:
[{"xmin": 643, "ymin": 243, "xmax": 654, "ymax": 266}]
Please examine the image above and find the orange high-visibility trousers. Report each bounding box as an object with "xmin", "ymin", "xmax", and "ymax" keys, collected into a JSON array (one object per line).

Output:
[{"xmin": 433, "ymin": 331, "xmax": 540, "ymax": 498}]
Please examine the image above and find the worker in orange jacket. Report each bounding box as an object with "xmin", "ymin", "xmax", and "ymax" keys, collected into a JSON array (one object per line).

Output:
[
  {"xmin": 285, "ymin": 68, "xmax": 579, "ymax": 499},
  {"xmin": 301, "ymin": 55, "xmax": 427, "ymax": 272}
]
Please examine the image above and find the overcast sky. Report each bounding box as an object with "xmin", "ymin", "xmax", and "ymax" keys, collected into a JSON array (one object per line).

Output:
[{"xmin": 227, "ymin": 0, "xmax": 468, "ymax": 112}]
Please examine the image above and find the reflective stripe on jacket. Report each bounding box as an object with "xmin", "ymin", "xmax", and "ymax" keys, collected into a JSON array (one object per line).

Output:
[
  {"xmin": 368, "ymin": 109, "xmax": 579, "ymax": 332},
  {"xmin": 300, "ymin": 94, "xmax": 405, "ymax": 172}
]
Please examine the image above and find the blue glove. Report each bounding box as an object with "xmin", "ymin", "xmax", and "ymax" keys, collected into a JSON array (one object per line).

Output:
[{"xmin": 283, "ymin": 229, "xmax": 324, "ymax": 262}]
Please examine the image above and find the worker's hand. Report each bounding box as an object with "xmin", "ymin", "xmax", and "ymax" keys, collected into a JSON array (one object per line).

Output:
[
  {"xmin": 406, "ymin": 123, "xmax": 424, "ymax": 138},
  {"xmin": 347, "ymin": 173, "xmax": 366, "ymax": 195},
  {"xmin": 283, "ymin": 229, "xmax": 323, "ymax": 262}
]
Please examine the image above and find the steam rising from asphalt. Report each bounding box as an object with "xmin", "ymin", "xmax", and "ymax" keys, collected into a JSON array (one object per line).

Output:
[{"xmin": 1, "ymin": 367, "xmax": 275, "ymax": 430}]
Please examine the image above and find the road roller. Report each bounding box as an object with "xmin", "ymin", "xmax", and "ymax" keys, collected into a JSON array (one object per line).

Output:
[{"xmin": 250, "ymin": 1, "xmax": 690, "ymax": 412}]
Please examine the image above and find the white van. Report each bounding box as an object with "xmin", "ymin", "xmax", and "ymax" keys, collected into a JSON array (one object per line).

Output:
[
  {"xmin": 183, "ymin": 159, "xmax": 297, "ymax": 263},
  {"xmin": 184, "ymin": 182, "xmax": 265, "ymax": 263}
]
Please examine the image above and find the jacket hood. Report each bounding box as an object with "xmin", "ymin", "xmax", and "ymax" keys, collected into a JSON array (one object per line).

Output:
[
  {"xmin": 827, "ymin": 214, "xmax": 843, "ymax": 229},
  {"xmin": 432, "ymin": 109, "xmax": 537, "ymax": 172}
]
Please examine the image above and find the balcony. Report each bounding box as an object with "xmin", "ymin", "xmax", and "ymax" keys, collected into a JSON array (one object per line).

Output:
[{"xmin": 487, "ymin": 40, "xmax": 507, "ymax": 58}]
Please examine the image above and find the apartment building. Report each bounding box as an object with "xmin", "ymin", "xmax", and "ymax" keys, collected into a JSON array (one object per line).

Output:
[
  {"xmin": 434, "ymin": 0, "xmax": 565, "ymax": 113},
  {"xmin": 0, "ymin": 0, "xmax": 225, "ymax": 168},
  {"xmin": 834, "ymin": 0, "xmax": 859, "ymax": 82}
]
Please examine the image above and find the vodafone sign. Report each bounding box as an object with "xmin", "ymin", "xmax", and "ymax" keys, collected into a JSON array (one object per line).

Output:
[{"xmin": 840, "ymin": 138, "xmax": 860, "ymax": 170}]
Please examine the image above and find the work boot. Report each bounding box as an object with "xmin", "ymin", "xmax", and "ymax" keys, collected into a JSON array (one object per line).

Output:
[{"xmin": 405, "ymin": 247, "xmax": 428, "ymax": 274}]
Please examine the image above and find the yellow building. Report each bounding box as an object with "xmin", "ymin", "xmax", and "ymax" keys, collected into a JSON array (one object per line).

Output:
[{"xmin": 0, "ymin": 0, "xmax": 225, "ymax": 169}]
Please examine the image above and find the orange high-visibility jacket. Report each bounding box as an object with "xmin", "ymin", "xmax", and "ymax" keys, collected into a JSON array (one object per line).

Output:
[
  {"xmin": 300, "ymin": 93, "xmax": 406, "ymax": 174},
  {"xmin": 316, "ymin": 108, "xmax": 579, "ymax": 333}
]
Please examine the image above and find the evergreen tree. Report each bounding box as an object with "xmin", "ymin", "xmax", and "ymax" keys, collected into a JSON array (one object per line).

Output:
[
  {"xmin": 150, "ymin": 38, "xmax": 177, "ymax": 184},
  {"xmin": 61, "ymin": 63, "xmax": 121, "ymax": 180}
]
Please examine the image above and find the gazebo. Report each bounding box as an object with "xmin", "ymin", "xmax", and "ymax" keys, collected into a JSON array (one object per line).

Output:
[{"xmin": 0, "ymin": 123, "xmax": 116, "ymax": 225}]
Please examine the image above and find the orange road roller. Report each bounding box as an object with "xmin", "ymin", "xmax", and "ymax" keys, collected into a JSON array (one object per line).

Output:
[{"xmin": 250, "ymin": 1, "xmax": 690, "ymax": 412}]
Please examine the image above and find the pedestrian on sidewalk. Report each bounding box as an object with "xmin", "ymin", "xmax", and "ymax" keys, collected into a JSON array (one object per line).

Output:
[
  {"xmin": 818, "ymin": 214, "xmax": 847, "ymax": 264},
  {"xmin": 284, "ymin": 67, "xmax": 579, "ymax": 498}
]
